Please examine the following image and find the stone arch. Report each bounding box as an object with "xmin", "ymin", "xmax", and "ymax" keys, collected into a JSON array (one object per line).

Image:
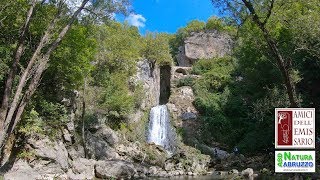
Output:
[{"xmin": 175, "ymin": 68, "xmax": 187, "ymax": 75}]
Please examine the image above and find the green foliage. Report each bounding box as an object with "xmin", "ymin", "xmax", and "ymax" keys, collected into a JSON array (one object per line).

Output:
[
  {"xmin": 95, "ymin": 22, "xmax": 142, "ymax": 75},
  {"xmin": 190, "ymin": 57, "xmax": 235, "ymax": 144},
  {"xmin": 175, "ymin": 76, "xmax": 194, "ymax": 87},
  {"xmin": 17, "ymin": 149, "xmax": 35, "ymax": 160},
  {"xmin": 90, "ymin": 22, "xmax": 173, "ymax": 128},
  {"xmin": 100, "ymin": 73, "xmax": 135, "ymax": 123},
  {"xmin": 18, "ymin": 109, "xmax": 45, "ymax": 136},
  {"xmin": 46, "ymin": 24, "xmax": 97, "ymax": 90},
  {"xmin": 193, "ymin": 57, "xmax": 235, "ymax": 93},
  {"xmin": 143, "ymin": 32, "xmax": 173, "ymax": 66},
  {"xmin": 177, "ymin": 20, "xmax": 206, "ymax": 39},
  {"xmin": 133, "ymin": 82, "xmax": 145, "ymax": 108},
  {"xmin": 192, "ymin": 0, "xmax": 320, "ymax": 153},
  {"xmin": 19, "ymin": 100, "xmax": 67, "ymax": 138},
  {"xmin": 119, "ymin": 110, "xmax": 150, "ymax": 142},
  {"xmin": 206, "ymin": 16, "xmax": 236, "ymax": 35}
]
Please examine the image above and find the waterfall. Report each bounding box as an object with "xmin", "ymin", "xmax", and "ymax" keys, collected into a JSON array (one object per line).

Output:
[{"xmin": 147, "ymin": 105, "xmax": 176, "ymax": 153}]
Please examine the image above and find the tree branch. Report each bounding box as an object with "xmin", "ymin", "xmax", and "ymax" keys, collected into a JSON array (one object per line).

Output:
[{"xmin": 262, "ymin": 0, "xmax": 275, "ymax": 26}]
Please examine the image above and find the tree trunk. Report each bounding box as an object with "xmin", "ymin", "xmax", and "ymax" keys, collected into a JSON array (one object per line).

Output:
[
  {"xmin": 81, "ymin": 77, "xmax": 88, "ymax": 158},
  {"xmin": 0, "ymin": 0, "xmax": 37, "ymax": 150},
  {"xmin": 0, "ymin": 0, "xmax": 90, "ymax": 156}
]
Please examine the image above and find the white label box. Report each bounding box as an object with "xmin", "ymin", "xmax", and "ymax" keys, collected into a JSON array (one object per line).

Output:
[{"xmin": 275, "ymin": 151, "xmax": 315, "ymax": 173}]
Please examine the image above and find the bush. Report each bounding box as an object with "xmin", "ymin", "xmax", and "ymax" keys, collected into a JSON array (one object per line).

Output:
[
  {"xmin": 176, "ymin": 76, "xmax": 194, "ymax": 87},
  {"xmin": 19, "ymin": 100, "xmax": 67, "ymax": 138},
  {"xmin": 142, "ymin": 32, "xmax": 173, "ymax": 66}
]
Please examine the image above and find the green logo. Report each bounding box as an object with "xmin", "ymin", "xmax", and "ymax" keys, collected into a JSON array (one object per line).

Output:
[{"xmin": 277, "ymin": 153, "xmax": 283, "ymax": 167}]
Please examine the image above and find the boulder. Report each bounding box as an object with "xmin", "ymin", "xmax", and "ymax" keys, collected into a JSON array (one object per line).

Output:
[
  {"xmin": 95, "ymin": 160, "xmax": 136, "ymax": 179},
  {"xmin": 241, "ymin": 168, "xmax": 254, "ymax": 178},
  {"xmin": 4, "ymin": 160, "xmax": 41, "ymax": 180},
  {"xmin": 63, "ymin": 129, "xmax": 72, "ymax": 143},
  {"xmin": 180, "ymin": 112, "xmax": 197, "ymax": 120},
  {"xmin": 228, "ymin": 169, "xmax": 239, "ymax": 175},
  {"xmin": 148, "ymin": 166, "xmax": 158, "ymax": 175},
  {"xmin": 177, "ymin": 30, "xmax": 233, "ymax": 66},
  {"xmin": 32, "ymin": 161, "xmax": 67, "ymax": 179},
  {"xmin": 95, "ymin": 125, "xmax": 119, "ymax": 146},
  {"xmin": 85, "ymin": 125, "xmax": 120, "ymax": 160},
  {"xmin": 68, "ymin": 158, "xmax": 96, "ymax": 180},
  {"xmin": 164, "ymin": 162, "xmax": 175, "ymax": 171},
  {"xmin": 67, "ymin": 145, "xmax": 85, "ymax": 160},
  {"xmin": 27, "ymin": 137, "xmax": 69, "ymax": 170},
  {"xmin": 177, "ymin": 46, "xmax": 191, "ymax": 67}
]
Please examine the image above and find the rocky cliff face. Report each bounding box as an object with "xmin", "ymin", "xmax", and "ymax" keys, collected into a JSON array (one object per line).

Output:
[
  {"xmin": 177, "ymin": 30, "xmax": 233, "ymax": 66},
  {"xmin": 2, "ymin": 59, "xmax": 212, "ymax": 179},
  {"xmin": 129, "ymin": 59, "xmax": 160, "ymax": 123},
  {"xmin": 133, "ymin": 59, "xmax": 160, "ymax": 110}
]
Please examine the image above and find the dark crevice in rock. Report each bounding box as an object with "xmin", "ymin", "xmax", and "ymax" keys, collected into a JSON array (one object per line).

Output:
[
  {"xmin": 175, "ymin": 68, "xmax": 187, "ymax": 75},
  {"xmin": 159, "ymin": 65, "xmax": 171, "ymax": 105}
]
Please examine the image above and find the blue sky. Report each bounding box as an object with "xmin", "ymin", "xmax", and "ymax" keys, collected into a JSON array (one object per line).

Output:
[{"xmin": 117, "ymin": 0, "xmax": 219, "ymax": 34}]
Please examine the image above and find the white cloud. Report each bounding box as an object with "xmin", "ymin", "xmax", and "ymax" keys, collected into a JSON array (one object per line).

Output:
[{"xmin": 125, "ymin": 13, "xmax": 146, "ymax": 28}]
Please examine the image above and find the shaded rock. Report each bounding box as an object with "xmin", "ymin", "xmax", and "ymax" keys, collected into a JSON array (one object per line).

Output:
[
  {"xmin": 95, "ymin": 160, "xmax": 136, "ymax": 179},
  {"xmin": 241, "ymin": 168, "xmax": 254, "ymax": 178},
  {"xmin": 177, "ymin": 46, "xmax": 192, "ymax": 66},
  {"xmin": 96, "ymin": 126, "xmax": 119, "ymax": 146},
  {"xmin": 164, "ymin": 162, "xmax": 175, "ymax": 171},
  {"xmin": 67, "ymin": 145, "xmax": 85, "ymax": 160},
  {"xmin": 63, "ymin": 129, "xmax": 72, "ymax": 143},
  {"xmin": 27, "ymin": 137, "xmax": 69, "ymax": 170},
  {"xmin": 180, "ymin": 112, "xmax": 197, "ymax": 120},
  {"xmin": 4, "ymin": 160, "xmax": 41, "ymax": 180},
  {"xmin": 132, "ymin": 59, "xmax": 160, "ymax": 110},
  {"xmin": 148, "ymin": 166, "xmax": 158, "ymax": 175},
  {"xmin": 228, "ymin": 169, "xmax": 239, "ymax": 175},
  {"xmin": 66, "ymin": 116, "xmax": 75, "ymax": 132},
  {"xmin": 85, "ymin": 125, "xmax": 120, "ymax": 160},
  {"xmin": 68, "ymin": 158, "xmax": 95, "ymax": 180}
]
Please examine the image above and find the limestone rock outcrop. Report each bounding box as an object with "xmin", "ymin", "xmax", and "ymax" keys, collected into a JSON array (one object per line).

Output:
[
  {"xmin": 177, "ymin": 30, "xmax": 233, "ymax": 66},
  {"xmin": 129, "ymin": 59, "xmax": 161, "ymax": 123},
  {"xmin": 132, "ymin": 59, "xmax": 160, "ymax": 110}
]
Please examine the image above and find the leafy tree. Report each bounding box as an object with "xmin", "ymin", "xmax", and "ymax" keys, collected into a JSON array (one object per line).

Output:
[
  {"xmin": 211, "ymin": 0, "xmax": 299, "ymax": 107},
  {"xmin": 143, "ymin": 32, "xmax": 173, "ymax": 66},
  {"xmin": 0, "ymin": 0, "xmax": 129, "ymax": 155}
]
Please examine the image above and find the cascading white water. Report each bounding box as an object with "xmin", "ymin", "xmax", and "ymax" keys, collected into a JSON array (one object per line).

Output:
[{"xmin": 147, "ymin": 105, "xmax": 176, "ymax": 153}]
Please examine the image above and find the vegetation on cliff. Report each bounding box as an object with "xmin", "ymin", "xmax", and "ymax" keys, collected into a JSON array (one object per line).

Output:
[{"xmin": 174, "ymin": 0, "xmax": 320, "ymax": 153}]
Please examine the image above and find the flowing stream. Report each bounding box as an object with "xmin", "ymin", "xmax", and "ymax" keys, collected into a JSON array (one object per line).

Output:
[{"xmin": 147, "ymin": 105, "xmax": 176, "ymax": 153}]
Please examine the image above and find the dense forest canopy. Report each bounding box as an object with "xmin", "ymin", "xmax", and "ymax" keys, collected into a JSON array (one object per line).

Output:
[{"xmin": 0, "ymin": 0, "xmax": 319, "ymax": 159}]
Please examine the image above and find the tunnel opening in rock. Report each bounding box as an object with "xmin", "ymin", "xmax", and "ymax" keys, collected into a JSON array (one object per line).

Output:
[
  {"xmin": 175, "ymin": 68, "xmax": 188, "ymax": 75},
  {"xmin": 159, "ymin": 65, "xmax": 171, "ymax": 105}
]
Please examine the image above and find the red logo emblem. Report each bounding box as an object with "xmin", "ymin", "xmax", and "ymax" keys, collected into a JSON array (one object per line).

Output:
[{"xmin": 277, "ymin": 111, "xmax": 292, "ymax": 145}]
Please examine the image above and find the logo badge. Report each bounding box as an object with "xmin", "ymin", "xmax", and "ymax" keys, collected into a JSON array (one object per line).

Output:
[
  {"xmin": 275, "ymin": 108, "xmax": 315, "ymax": 149},
  {"xmin": 277, "ymin": 111, "xmax": 293, "ymax": 146},
  {"xmin": 275, "ymin": 151, "xmax": 315, "ymax": 173}
]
